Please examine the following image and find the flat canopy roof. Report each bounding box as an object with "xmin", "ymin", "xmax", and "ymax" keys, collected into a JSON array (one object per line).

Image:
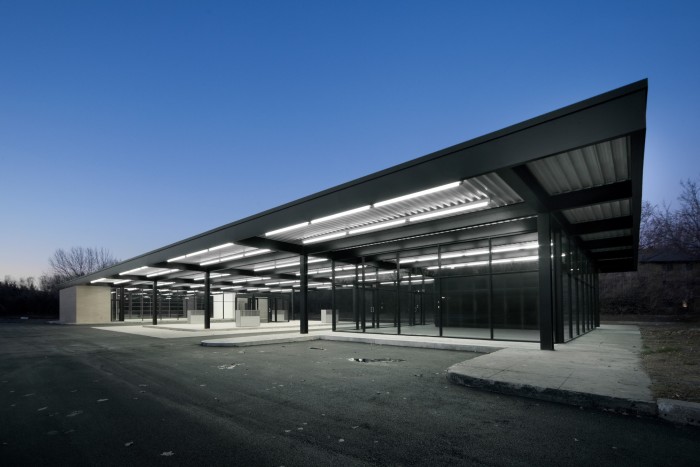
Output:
[{"xmin": 67, "ymin": 79, "xmax": 647, "ymax": 291}]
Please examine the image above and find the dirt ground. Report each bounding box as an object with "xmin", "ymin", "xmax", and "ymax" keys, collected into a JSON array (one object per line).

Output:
[{"xmin": 637, "ymin": 321, "xmax": 700, "ymax": 403}]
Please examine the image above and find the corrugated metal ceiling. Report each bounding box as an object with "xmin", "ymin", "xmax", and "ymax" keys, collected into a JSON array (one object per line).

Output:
[
  {"xmin": 562, "ymin": 199, "xmax": 631, "ymax": 224},
  {"xmin": 527, "ymin": 137, "xmax": 629, "ymax": 195}
]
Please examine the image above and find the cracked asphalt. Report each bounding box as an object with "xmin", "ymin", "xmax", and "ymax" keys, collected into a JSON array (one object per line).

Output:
[{"xmin": 1, "ymin": 322, "xmax": 698, "ymax": 466}]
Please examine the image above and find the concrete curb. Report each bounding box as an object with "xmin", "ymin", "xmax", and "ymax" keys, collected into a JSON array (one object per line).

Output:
[
  {"xmin": 201, "ymin": 335, "xmax": 320, "ymax": 347},
  {"xmin": 657, "ymin": 398, "xmax": 700, "ymax": 427},
  {"xmin": 446, "ymin": 368, "xmax": 658, "ymax": 417},
  {"xmin": 319, "ymin": 334, "xmax": 501, "ymax": 354},
  {"xmin": 202, "ymin": 333, "xmax": 504, "ymax": 354}
]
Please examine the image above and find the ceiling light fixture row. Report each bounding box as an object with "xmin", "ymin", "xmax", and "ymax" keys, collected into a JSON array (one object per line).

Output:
[
  {"xmin": 263, "ymin": 180, "xmax": 489, "ymax": 242},
  {"xmin": 300, "ymin": 198, "xmax": 489, "ymax": 245},
  {"xmin": 167, "ymin": 243, "xmax": 236, "ymax": 263}
]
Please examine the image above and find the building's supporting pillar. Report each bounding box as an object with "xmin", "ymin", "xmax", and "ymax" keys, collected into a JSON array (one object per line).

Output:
[
  {"xmin": 553, "ymin": 230, "xmax": 565, "ymax": 343},
  {"xmin": 300, "ymin": 254, "xmax": 308, "ymax": 334},
  {"xmin": 119, "ymin": 286, "xmax": 125, "ymax": 322},
  {"xmin": 353, "ymin": 265, "xmax": 359, "ymax": 329},
  {"xmin": 331, "ymin": 259, "xmax": 336, "ymax": 332},
  {"xmin": 152, "ymin": 281, "xmax": 158, "ymax": 325},
  {"xmin": 361, "ymin": 257, "xmax": 366, "ymax": 332},
  {"xmin": 396, "ymin": 251, "xmax": 401, "ymax": 335},
  {"xmin": 538, "ymin": 213, "xmax": 555, "ymax": 350},
  {"xmin": 594, "ymin": 273, "xmax": 601, "ymax": 327},
  {"xmin": 204, "ymin": 270, "xmax": 211, "ymax": 330},
  {"xmin": 437, "ymin": 245, "xmax": 443, "ymax": 337}
]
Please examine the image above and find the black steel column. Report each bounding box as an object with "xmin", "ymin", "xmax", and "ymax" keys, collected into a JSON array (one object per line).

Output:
[
  {"xmin": 119, "ymin": 286, "xmax": 125, "ymax": 322},
  {"xmin": 396, "ymin": 251, "xmax": 401, "ymax": 335},
  {"xmin": 488, "ymin": 239, "xmax": 493, "ymax": 340},
  {"xmin": 553, "ymin": 230, "xmax": 565, "ymax": 343},
  {"xmin": 361, "ymin": 257, "xmax": 366, "ymax": 332},
  {"xmin": 538, "ymin": 213, "xmax": 555, "ymax": 350},
  {"xmin": 204, "ymin": 270, "xmax": 211, "ymax": 329},
  {"xmin": 353, "ymin": 265, "xmax": 359, "ymax": 330},
  {"xmin": 331, "ymin": 259, "xmax": 336, "ymax": 332},
  {"xmin": 438, "ymin": 245, "xmax": 443, "ymax": 337},
  {"xmin": 300, "ymin": 254, "xmax": 308, "ymax": 334},
  {"xmin": 152, "ymin": 281, "xmax": 158, "ymax": 325}
]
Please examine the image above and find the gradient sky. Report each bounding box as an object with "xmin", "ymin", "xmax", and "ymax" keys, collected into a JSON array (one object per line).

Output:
[{"xmin": 1, "ymin": 1, "xmax": 699, "ymax": 280}]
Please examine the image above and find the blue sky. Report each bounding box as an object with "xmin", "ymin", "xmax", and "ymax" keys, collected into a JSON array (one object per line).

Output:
[{"xmin": 1, "ymin": 0, "xmax": 699, "ymax": 280}]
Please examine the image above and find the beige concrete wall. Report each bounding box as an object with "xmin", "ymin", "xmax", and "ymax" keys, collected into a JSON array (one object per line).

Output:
[{"xmin": 59, "ymin": 286, "xmax": 112, "ymax": 324}]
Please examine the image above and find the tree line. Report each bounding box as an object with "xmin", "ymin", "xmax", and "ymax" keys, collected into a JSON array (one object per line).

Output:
[
  {"xmin": 0, "ymin": 247, "xmax": 119, "ymax": 318},
  {"xmin": 600, "ymin": 177, "xmax": 700, "ymax": 315}
]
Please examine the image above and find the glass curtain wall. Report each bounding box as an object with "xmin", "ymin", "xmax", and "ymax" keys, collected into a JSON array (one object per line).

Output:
[
  {"xmin": 554, "ymin": 223, "xmax": 599, "ymax": 342},
  {"xmin": 333, "ymin": 232, "xmax": 540, "ymax": 342}
]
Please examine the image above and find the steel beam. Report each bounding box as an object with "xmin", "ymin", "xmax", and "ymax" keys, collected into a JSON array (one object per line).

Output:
[{"xmin": 567, "ymin": 216, "xmax": 633, "ymax": 235}]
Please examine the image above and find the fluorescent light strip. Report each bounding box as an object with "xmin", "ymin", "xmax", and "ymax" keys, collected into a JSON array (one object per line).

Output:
[
  {"xmin": 186, "ymin": 249, "xmax": 209, "ymax": 258},
  {"xmin": 399, "ymin": 255, "xmax": 438, "ymax": 264},
  {"xmin": 302, "ymin": 231, "xmax": 347, "ymax": 244},
  {"xmin": 244, "ymin": 249, "xmax": 270, "ymax": 257},
  {"xmin": 491, "ymin": 242, "xmax": 539, "ymax": 253},
  {"xmin": 441, "ymin": 248, "xmax": 489, "ymax": 259},
  {"xmin": 409, "ymin": 199, "xmax": 489, "ymax": 222},
  {"xmin": 119, "ymin": 266, "xmax": 148, "ymax": 276},
  {"xmin": 146, "ymin": 268, "xmax": 179, "ymax": 278},
  {"xmin": 190, "ymin": 285, "xmax": 204, "ymax": 288},
  {"xmin": 374, "ymin": 182, "xmax": 461, "ymax": 208},
  {"xmin": 90, "ymin": 278, "xmax": 107, "ymax": 283},
  {"xmin": 231, "ymin": 276, "xmax": 271, "ymax": 284},
  {"xmin": 113, "ymin": 279, "xmax": 132, "ymax": 285},
  {"xmin": 349, "ymin": 219, "xmax": 406, "ymax": 235},
  {"xmin": 310, "ymin": 205, "xmax": 371, "ymax": 224},
  {"xmin": 265, "ymin": 222, "xmax": 310, "ymax": 237},
  {"xmin": 193, "ymin": 273, "xmax": 230, "ymax": 281},
  {"xmin": 157, "ymin": 281, "xmax": 175, "ymax": 286},
  {"xmin": 167, "ymin": 255, "xmax": 187, "ymax": 262},
  {"xmin": 209, "ymin": 243, "xmax": 234, "ymax": 251},
  {"xmin": 201, "ymin": 253, "xmax": 244, "ymax": 266}
]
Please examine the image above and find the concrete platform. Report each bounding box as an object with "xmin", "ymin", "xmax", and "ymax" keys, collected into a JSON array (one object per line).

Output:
[
  {"xmin": 93, "ymin": 320, "xmax": 331, "ymax": 339},
  {"xmin": 447, "ymin": 324, "xmax": 657, "ymax": 416}
]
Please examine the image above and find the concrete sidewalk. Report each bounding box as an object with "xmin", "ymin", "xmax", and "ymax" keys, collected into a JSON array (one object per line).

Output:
[
  {"xmin": 201, "ymin": 324, "xmax": 700, "ymax": 426},
  {"xmin": 447, "ymin": 325, "xmax": 656, "ymax": 415}
]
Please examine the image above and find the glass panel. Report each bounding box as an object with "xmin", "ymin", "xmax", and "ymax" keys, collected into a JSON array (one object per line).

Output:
[
  {"xmin": 442, "ymin": 275, "xmax": 491, "ymax": 339},
  {"xmin": 492, "ymin": 272, "xmax": 539, "ymax": 341}
]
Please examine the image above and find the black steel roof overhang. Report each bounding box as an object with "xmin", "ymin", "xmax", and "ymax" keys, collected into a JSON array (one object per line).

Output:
[{"xmin": 64, "ymin": 79, "xmax": 647, "ymax": 287}]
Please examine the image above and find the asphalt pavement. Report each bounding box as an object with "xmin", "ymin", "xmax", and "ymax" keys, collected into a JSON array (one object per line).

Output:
[{"xmin": 1, "ymin": 321, "xmax": 698, "ymax": 466}]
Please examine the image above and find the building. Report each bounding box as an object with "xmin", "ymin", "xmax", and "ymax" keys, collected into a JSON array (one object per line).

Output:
[{"xmin": 60, "ymin": 80, "xmax": 648, "ymax": 350}]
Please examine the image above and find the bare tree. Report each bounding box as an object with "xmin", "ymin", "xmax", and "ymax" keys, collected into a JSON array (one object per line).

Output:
[
  {"xmin": 638, "ymin": 176, "xmax": 700, "ymax": 253},
  {"xmin": 48, "ymin": 247, "xmax": 120, "ymax": 283},
  {"xmin": 677, "ymin": 178, "xmax": 700, "ymax": 253}
]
